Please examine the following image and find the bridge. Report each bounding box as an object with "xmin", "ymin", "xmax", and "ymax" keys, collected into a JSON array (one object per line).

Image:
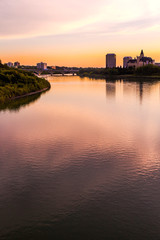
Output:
[{"xmin": 22, "ymin": 68, "xmax": 79, "ymax": 76}]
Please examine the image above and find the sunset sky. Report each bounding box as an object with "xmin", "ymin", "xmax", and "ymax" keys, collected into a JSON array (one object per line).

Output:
[{"xmin": 0, "ymin": 0, "xmax": 160, "ymax": 67}]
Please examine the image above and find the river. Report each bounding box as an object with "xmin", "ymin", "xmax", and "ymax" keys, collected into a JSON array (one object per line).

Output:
[{"xmin": 0, "ymin": 76, "xmax": 160, "ymax": 239}]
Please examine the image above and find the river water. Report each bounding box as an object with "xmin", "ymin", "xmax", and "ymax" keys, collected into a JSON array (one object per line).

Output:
[{"xmin": 0, "ymin": 76, "xmax": 160, "ymax": 239}]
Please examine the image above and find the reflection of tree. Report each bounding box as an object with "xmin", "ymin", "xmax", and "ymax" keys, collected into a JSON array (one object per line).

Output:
[{"xmin": 0, "ymin": 90, "xmax": 49, "ymax": 112}]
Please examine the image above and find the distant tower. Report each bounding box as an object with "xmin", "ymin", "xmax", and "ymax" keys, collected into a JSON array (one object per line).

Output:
[
  {"xmin": 140, "ymin": 50, "xmax": 144, "ymax": 58},
  {"xmin": 14, "ymin": 61, "xmax": 20, "ymax": 68},
  {"xmin": 106, "ymin": 54, "xmax": 116, "ymax": 68}
]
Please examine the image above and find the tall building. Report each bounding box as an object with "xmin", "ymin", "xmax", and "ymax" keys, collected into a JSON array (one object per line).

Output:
[
  {"xmin": 37, "ymin": 62, "xmax": 47, "ymax": 70},
  {"xmin": 7, "ymin": 62, "xmax": 13, "ymax": 67},
  {"xmin": 14, "ymin": 61, "xmax": 20, "ymax": 68},
  {"xmin": 106, "ymin": 54, "xmax": 116, "ymax": 68},
  {"xmin": 123, "ymin": 57, "xmax": 132, "ymax": 68}
]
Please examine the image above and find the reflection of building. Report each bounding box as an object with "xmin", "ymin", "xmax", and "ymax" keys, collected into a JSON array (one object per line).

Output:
[
  {"xmin": 106, "ymin": 82, "xmax": 116, "ymax": 98},
  {"xmin": 123, "ymin": 57, "xmax": 132, "ymax": 68},
  {"xmin": 127, "ymin": 50, "xmax": 154, "ymax": 68},
  {"xmin": 138, "ymin": 82, "xmax": 143, "ymax": 105},
  {"xmin": 14, "ymin": 61, "xmax": 20, "ymax": 68},
  {"xmin": 106, "ymin": 79, "xmax": 160, "ymax": 106},
  {"xmin": 106, "ymin": 80, "xmax": 124, "ymax": 101},
  {"xmin": 7, "ymin": 62, "xmax": 13, "ymax": 67},
  {"xmin": 106, "ymin": 54, "xmax": 116, "ymax": 68},
  {"xmin": 37, "ymin": 62, "xmax": 47, "ymax": 70}
]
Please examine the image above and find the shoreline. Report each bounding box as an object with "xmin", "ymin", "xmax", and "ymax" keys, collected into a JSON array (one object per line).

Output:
[
  {"xmin": 0, "ymin": 87, "xmax": 50, "ymax": 105},
  {"xmin": 78, "ymin": 74, "xmax": 160, "ymax": 80},
  {"xmin": 10, "ymin": 87, "xmax": 50, "ymax": 101},
  {"xmin": 0, "ymin": 65, "xmax": 51, "ymax": 104}
]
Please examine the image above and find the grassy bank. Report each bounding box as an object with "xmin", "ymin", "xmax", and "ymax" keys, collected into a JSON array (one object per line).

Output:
[{"xmin": 0, "ymin": 63, "xmax": 50, "ymax": 103}]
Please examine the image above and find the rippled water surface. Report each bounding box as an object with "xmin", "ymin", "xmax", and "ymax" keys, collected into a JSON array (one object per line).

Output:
[{"xmin": 1, "ymin": 76, "xmax": 160, "ymax": 239}]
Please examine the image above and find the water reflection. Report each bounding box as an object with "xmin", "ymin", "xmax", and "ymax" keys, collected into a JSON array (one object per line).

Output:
[
  {"xmin": 106, "ymin": 81, "xmax": 116, "ymax": 98},
  {"xmin": 106, "ymin": 79, "xmax": 160, "ymax": 105},
  {"xmin": 138, "ymin": 81, "xmax": 143, "ymax": 104},
  {"xmin": 0, "ymin": 90, "xmax": 49, "ymax": 112},
  {"xmin": 1, "ymin": 76, "xmax": 160, "ymax": 240}
]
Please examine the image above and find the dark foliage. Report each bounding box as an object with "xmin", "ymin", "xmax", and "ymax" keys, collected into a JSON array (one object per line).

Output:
[
  {"xmin": 135, "ymin": 64, "xmax": 160, "ymax": 75},
  {"xmin": 78, "ymin": 65, "xmax": 160, "ymax": 78},
  {"xmin": 78, "ymin": 67, "xmax": 135, "ymax": 77},
  {"xmin": 0, "ymin": 63, "xmax": 50, "ymax": 103}
]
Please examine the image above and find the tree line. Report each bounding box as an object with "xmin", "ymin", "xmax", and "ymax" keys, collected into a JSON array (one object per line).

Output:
[
  {"xmin": 78, "ymin": 65, "xmax": 160, "ymax": 78},
  {"xmin": 0, "ymin": 62, "xmax": 50, "ymax": 103}
]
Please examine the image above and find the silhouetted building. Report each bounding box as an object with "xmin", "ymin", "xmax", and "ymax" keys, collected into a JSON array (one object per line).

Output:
[
  {"xmin": 155, "ymin": 63, "xmax": 160, "ymax": 67},
  {"xmin": 106, "ymin": 54, "xmax": 116, "ymax": 68},
  {"xmin": 7, "ymin": 62, "xmax": 13, "ymax": 67},
  {"xmin": 14, "ymin": 61, "xmax": 20, "ymax": 68},
  {"xmin": 37, "ymin": 62, "xmax": 47, "ymax": 70},
  {"xmin": 123, "ymin": 57, "xmax": 132, "ymax": 68},
  {"xmin": 127, "ymin": 50, "xmax": 154, "ymax": 68}
]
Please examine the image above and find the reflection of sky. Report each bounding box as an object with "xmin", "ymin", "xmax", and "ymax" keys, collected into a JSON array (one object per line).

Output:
[
  {"xmin": 0, "ymin": 0, "xmax": 160, "ymax": 66},
  {"xmin": 1, "ymin": 77, "xmax": 160, "ymax": 238},
  {"xmin": 1, "ymin": 77, "xmax": 160, "ymax": 172}
]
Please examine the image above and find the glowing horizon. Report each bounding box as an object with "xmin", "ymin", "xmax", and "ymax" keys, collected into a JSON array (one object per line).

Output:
[{"xmin": 0, "ymin": 0, "xmax": 160, "ymax": 67}]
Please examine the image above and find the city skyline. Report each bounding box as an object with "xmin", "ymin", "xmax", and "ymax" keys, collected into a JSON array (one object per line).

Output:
[
  {"xmin": 4, "ymin": 49, "xmax": 160, "ymax": 69},
  {"xmin": 0, "ymin": 0, "xmax": 160, "ymax": 67}
]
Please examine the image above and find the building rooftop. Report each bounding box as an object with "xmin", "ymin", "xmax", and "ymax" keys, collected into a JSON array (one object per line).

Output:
[
  {"xmin": 128, "ymin": 59, "xmax": 137, "ymax": 63},
  {"xmin": 140, "ymin": 57, "xmax": 153, "ymax": 63},
  {"xmin": 106, "ymin": 54, "xmax": 116, "ymax": 56}
]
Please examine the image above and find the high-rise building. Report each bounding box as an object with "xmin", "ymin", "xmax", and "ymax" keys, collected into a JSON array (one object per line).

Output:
[
  {"xmin": 106, "ymin": 54, "xmax": 116, "ymax": 68},
  {"xmin": 7, "ymin": 62, "xmax": 13, "ymax": 67},
  {"xmin": 37, "ymin": 62, "xmax": 47, "ymax": 70},
  {"xmin": 14, "ymin": 61, "xmax": 20, "ymax": 68},
  {"xmin": 123, "ymin": 57, "xmax": 132, "ymax": 68}
]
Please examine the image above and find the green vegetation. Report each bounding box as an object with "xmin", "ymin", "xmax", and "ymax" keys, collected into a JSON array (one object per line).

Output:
[
  {"xmin": 135, "ymin": 64, "xmax": 160, "ymax": 75},
  {"xmin": 78, "ymin": 65, "xmax": 160, "ymax": 79},
  {"xmin": 78, "ymin": 67, "xmax": 134, "ymax": 78},
  {"xmin": 0, "ymin": 62, "xmax": 50, "ymax": 103}
]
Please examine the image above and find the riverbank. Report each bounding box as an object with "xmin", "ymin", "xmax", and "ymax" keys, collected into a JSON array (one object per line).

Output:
[
  {"xmin": 78, "ymin": 65, "xmax": 160, "ymax": 81},
  {"xmin": 78, "ymin": 73, "xmax": 160, "ymax": 81},
  {"xmin": 11, "ymin": 87, "xmax": 49, "ymax": 100},
  {"xmin": 0, "ymin": 63, "xmax": 51, "ymax": 103}
]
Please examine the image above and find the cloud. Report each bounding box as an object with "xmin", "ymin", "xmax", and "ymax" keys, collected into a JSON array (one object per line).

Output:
[
  {"xmin": 0, "ymin": 0, "xmax": 160, "ymax": 40},
  {"xmin": 74, "ymin": 16, "xmax": 160, "ymax": 37},
  {"xmin": 0, "ymin": 0, "xmax": 107, "ymax": 38}
]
